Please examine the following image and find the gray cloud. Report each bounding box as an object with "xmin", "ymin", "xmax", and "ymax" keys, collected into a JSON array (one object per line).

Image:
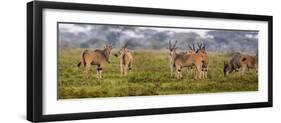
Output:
[{"xmin": 58, "ymin": 23, "xmax": 258, "ymax": 53}]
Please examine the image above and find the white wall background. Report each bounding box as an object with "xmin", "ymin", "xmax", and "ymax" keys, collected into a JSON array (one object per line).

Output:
[{"xmin": 0, "ymin": 0, "xmax": 279, "ymax": 123}]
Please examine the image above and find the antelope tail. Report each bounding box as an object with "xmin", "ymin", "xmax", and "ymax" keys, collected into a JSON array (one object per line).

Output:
[
  {"xmin": 77, "ymin": 49, "xmax": 88, "ymax": 67},
  {"xmin": 114, "ymin": 53, "xmax": 119, "ymax": 58},
  {"xmin": 77, "ymin": 62, "xmax": 82, "ymax": 67}
]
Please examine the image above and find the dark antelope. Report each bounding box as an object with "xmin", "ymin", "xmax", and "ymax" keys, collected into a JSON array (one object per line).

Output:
[
  {"xmin": 224, "ymin": 52, "xmax": 258, "ymax": 76},
  {"xmin": 77, "ymin": 44, "xmax": 113, "ymax": 79}
]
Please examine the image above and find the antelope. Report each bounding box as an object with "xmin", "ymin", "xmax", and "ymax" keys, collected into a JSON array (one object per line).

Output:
[
  {"xmin": 196, "ymin": 43, "xmax": 209, "ymax": 79},
  {"xmin": 167, "ymin": 40, "xmax": 178, "ymax": 77},
  {"xmin": 77, "ymin": 44, "xmax": 113, "ymax": 79},
  {"xmin": 183, "ymin": 43, "xmax": 197, "ymax": 75},
  {"xmin": 224, "ymin": 52, "xmax": 258, "ymax": 76},
  {"xmin": 182, "ymin": 42, "xmax": 208, "ymax": 79},
  {"xmin": 168, "ymin": 40, "xmax": 204, "ymax": 79},
  {"xmin": 168, "ymin": 41, "xmax": 196, "ymax": 77},
  {"xmin": 167, "ymin": 40, "xmax": 188, "ymax": 77},
  {"xmin": 114, "ymin": 42, "xmax": 133, "ymax": 76}
]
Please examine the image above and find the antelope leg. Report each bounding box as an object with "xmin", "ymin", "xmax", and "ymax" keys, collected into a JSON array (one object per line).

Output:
[
  {"xmin": 124, "ymin": 65, "xmax": 128, "ymax": 76},
  {"xmin": 96, "ymin": 70, "xmax": 99, "ymax": 79},
  {"xmin": 96, "ymin": 66, "xmax": 102, "ymax": 79},
  {"xmin": 170, "ymin": 64, "xmax": 174, "ymax": 77},
  {"xmin": 176, "ymin": 67, "xmax": 181, "ymax": 79},
  {"xmin": 240, "ymin": 65, "xmax": 247, "ymax": 76},
  {"xmin": 194, "ymin": 64, "xmax": 202, "ymax": 80},
  {"xmin": 128, "ymin": 62, "xmax": 132, "ymax": 74},
  {"xmin": 99, "ymin": 70, "xmax": 102, "ymax": 78},
  {"xmin": 83, "ymin": 64, "xmax": 90, "ymax": 79}
]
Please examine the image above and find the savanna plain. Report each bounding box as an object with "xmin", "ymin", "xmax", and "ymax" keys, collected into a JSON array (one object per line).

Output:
[{"xmin": 58, "ymin": 49, "xmax": 258, "ymax": 99}]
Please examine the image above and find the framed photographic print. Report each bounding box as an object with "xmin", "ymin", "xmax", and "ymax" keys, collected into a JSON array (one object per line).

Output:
[{"xmin": 27, "ymin": 1, "xmax": 273, "ymax": 122}]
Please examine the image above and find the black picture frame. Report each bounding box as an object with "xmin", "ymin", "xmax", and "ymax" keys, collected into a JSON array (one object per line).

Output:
[{"xmin": 27, "ymin": 1, "xmax": 273, "ymax": 122}]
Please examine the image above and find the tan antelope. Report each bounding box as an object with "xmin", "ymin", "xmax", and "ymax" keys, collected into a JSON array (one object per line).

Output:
[
  {"xmin": 168, "ymin": 40, "xmax": 188, "ymax": 77},
  {"xmin": 182, "ymin": 42, "xmax": 208, "ymax": 79},
  {"xmin": 77, "ymin": 44, "xmax": 113, "ymax": 79},
  {"xmin": 167, "ymin": 40, "xmax": 178, "ymax": 77},
  {"xmin": 196, "ymin": 43, "xmax": 209, "ymax": 79},
  {"xmin": 168, "ymin": 41, "xmax": 195, "ymax": 77},
  {"xmin": 168, "ymin": 40, "xmax": 204, "ymax": 79},
  {"xmin": 114, "ymin": 42, "xmax": 133, "ymax": 76},
  {"xmin": 183, "ymin": 43, "xmax": 197, "ymax": 75},
  {"xmin": 224, "ymin": 52, "xmax": 258, "ymax": 76}
]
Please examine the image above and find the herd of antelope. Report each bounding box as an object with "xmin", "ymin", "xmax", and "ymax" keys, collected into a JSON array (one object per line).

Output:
[{"xmin": 77, "ymin": 40, "xmax": 258, "ymax": 80}]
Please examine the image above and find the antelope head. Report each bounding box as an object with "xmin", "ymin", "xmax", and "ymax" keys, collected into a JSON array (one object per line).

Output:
[
  {"xmin": 115, "ymin": 41, "xmax": 130, "ymax": 58},
  {"xmin": 186, "ymin": 43, "xmax": 196, "ymax": 54},
  {"xmin": 196, "ymin": 42, "xmax": 207, "ymax": 54},
  {"xmin": 168, "ymin": 40, "xmax": 178, "ymax": 56},
  {"xmin": 104, "ymin": 44, "xmax": 113, "ymax": 55}
]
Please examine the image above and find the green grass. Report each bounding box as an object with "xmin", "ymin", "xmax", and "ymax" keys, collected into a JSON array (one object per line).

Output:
[{"xmin": 58, "ymin": 49, "xmax": 258, "ymax": 99}]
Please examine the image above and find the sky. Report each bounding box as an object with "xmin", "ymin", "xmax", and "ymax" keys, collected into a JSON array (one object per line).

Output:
[
  {"xmin": 58, "ymin": 23, "xmax": 258, "ymax": 53},
  {"xmin": 59, "ymin": 23, "xmax": 208, "ymax": 37}
]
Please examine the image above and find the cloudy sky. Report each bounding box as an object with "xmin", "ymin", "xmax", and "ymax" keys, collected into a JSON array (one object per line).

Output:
[
  {"xmin": 58, "ymin": 23, "xmax": 258, "ymax": 53},
  {"xmin": 59, "ymin": 23, "xmax": 208, "ymax": 37}
]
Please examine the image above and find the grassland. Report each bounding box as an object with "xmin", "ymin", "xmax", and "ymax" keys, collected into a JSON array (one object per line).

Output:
[{"xmin": 58, "ymin": 49, "xmax": 258, "ymax": 99}]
